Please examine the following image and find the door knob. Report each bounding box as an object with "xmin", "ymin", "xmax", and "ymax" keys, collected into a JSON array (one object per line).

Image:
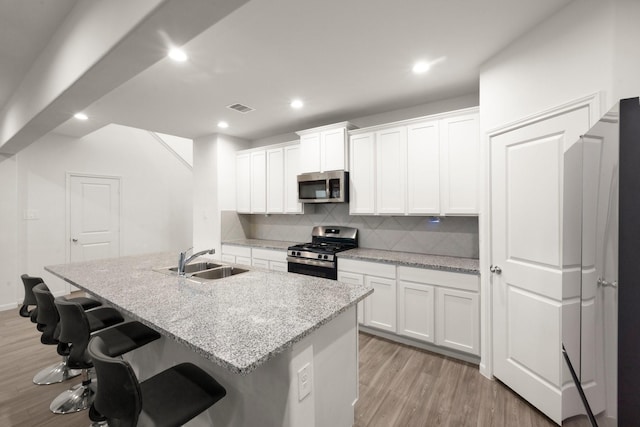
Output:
[
  {"xmin": 72, "ymin": 238, "xmax": 78, "ymax": 243},
  {"xmin": 490, "ymin": 265, "xmax": 502, "ymax": 274}
]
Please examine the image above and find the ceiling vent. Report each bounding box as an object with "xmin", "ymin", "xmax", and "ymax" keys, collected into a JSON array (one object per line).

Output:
[{"xmin": 227, "ymin": 103, "xmax": 255, "ymax": 113}]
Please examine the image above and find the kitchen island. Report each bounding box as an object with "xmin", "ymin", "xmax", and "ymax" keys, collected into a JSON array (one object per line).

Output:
[{"xmin": 46, "ymin": 252, "xmax": 373, "ymax": 427}]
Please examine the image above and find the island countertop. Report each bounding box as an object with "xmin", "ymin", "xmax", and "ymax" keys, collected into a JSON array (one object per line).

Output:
[{"xmin": 45, "ymin": 252, "xmax": 372, "ymax": 374}]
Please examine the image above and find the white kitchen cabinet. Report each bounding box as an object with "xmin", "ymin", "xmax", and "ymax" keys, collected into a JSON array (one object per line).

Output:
[
  {"xmin": 348, "ymin": 107, "xmax": 479, "ymax": 216},
  {"xmin": 337, "ymin": 271, "xmax": 365, "ymax": 324},
  {"xmin": 236, "ymin": 153, "xmax": 251, "ymax": 213},
  {"xmin": 376, "ymin": 126, "xmax": 407, "ymax": 214},
  {"xmin": 440, "ymin": 113, "xmax": 480, "ymax": 214},
  {"xmin": 251, "ymin": 247, "xmax": 287, "ymax": 272},
  {"xmin": 250, "ymin": 151, "xmax": 266, "ymax": 213},
  {"xmin": 397, "ymin": 279, "xmax": 435, "ymax": 343},
  {"xmin": 283, "ymin": 144, "xmax": 303, "ymax": 214},
  {"xmin": 338, "ymin": 259, "xmax": 396, "ymax": 332},
  {"xmin": 407, "ymin": 120, "xmax": 440, "ymax": 214},
  {"xmin": 436, "ymin": 287, "xmax": 479, "ymax": 355},
  {"xmin": 349, "ymin": 132, "xmax": 375, "ymax": 215},
  {"xmin": 266, "ymin": 148, "xmax": 284, "ymax": 213},
  {"xmin": 236, "ymin": 141, "xmax": 302, "ymax": 215},
  {"xmin": 221, "ymin": 244, "xmax": 252, "ymax": 266},
  {"xmin": 297, "ymin": 122, "xmax": 355, "ymax": 174}
]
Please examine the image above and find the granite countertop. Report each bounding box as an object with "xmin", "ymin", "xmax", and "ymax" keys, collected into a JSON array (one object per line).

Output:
[
  {"xmin": 339, "ymin": 248, "xmax": 479, "ymax": 274},
  {"xmin": 222, "ymin": 239, "xmax": 298, "ymax": 251},
  {"xmin": 45, "ymin": 252, "xmax": 372, "ymax": 374}
]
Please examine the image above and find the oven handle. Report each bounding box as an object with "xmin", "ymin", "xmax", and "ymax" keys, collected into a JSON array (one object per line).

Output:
[{"xmin": 287, "ymin": 256, "xmax": 335, "ymax": 268}]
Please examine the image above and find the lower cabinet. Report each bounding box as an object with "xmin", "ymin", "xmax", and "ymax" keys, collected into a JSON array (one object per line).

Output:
[
  {"xmin": 221, "ymin": 244, "xmax": 252, "ymax": 266},
  {"xmin": 338, "ymin": 259, "xmax": 480, "ymax": 358}
]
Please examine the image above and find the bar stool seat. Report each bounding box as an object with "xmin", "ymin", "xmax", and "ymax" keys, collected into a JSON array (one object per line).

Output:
[
  {"xmin": 51, "ymin": 297, "xmax": 161, "ymax": 415},
  {"xmin": 89, "ymin": 336, "xmax": 226, "ymax": 427}
]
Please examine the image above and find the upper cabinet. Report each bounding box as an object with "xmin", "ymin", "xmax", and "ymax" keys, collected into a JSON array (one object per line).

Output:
[
  {"xmin": 349, "ymin": 108, "xmax": 479, "ymax": 216},
  {"xmin": 297, "ymin": 122, "xmax": 357, "ymax": 173},
  {"xmin": 236, "ymin": 141, "xmax": 303, "ymax": 214}
]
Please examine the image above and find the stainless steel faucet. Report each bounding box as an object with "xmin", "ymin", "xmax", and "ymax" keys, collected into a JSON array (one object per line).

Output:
[{"xmin": 177, "ymin": 248, "xmax": 215, "ymax": 276}]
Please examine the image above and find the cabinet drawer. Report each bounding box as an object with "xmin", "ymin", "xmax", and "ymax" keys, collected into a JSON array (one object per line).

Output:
[
  {"xmin": 222, "ymin": 244, "xmax": 251, "ymax": 258},
  {"xmin": 337, "ymin": 271, "xmax": 364, "ymax": 285},
  {"xmin": 338, "ymin": 259, "xmax": 396, "ymax": 279},
  {"xmin": 397, "ymin": 266, "xmax": 479, "ymax": 292},
  {"xmin": 252, "ymin": 248, "xmax": 286, "ymax": 262},
  {"xmin": 220, "ymin": 254, "xmax": 236, "ymax": 264}
]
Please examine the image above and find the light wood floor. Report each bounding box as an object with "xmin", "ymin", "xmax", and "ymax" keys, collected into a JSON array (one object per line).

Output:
[{"xmin": 0, "ymin": 305, "xmax": 556, "ymax": 427}]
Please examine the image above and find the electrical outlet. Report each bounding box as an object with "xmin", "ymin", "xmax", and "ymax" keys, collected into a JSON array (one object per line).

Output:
[{"xmin": 297, "ymin": 362, "xmax": 312, "ymax": 401}]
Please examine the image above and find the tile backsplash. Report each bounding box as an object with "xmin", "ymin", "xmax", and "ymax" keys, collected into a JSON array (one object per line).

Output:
[{"xmin": 221, "ymin": 204, "xmax": 479, "ymax": 259}]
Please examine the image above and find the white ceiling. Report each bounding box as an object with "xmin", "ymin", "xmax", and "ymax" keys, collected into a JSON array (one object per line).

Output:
[{"xmin": 2, "ymin": 0, "xmax": 572, "ymax": 143}]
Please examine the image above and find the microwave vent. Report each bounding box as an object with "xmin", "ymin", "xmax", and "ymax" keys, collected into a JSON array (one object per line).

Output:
[{"xmin": 227, "ymin": 103, "xmax": 255, "ymax": 113}]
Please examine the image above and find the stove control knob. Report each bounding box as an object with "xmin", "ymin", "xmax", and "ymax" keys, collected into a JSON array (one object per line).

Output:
[
  {"xmin": 323, "ymin": 255, "xmax": 329, "ymax": 260},
  {"xmin": 296, "ymin": 251, "xmax": 301, "ymax": 256},
  {"xmin": 317, "ymin": 254, "xmax": 322, "ymax": 259}
]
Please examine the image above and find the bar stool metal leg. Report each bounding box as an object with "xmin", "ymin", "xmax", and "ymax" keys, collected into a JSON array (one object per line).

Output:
[
  {"xmin": 32, "ymin": 355, "xmax": 81, "ymax": 385},
  {"xmin": 49, "ymin": 369, "xmax": 96, "ymax": 414}
]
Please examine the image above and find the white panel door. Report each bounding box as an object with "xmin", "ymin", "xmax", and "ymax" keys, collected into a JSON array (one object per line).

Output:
[
  {"xmin": 407, "ymin": 120, "xmax": 440, "ymax": 214},
  {"xmin": 376, "ymin": 126, "xmax": 407, "ymax": 214},
  {"xmin": 300, "ymin": 133, "xmax": 321, "ymax": 173},
  {"xmin": 69, "ymin": 175, "xmax": 120, "ymax": 263},
  {"xmin": 284, "ymin": 144, "xmax": 303, "ymax": 213},
  {"xmin": 250, "ymin": 150, "xmax": 266, "ymax": 213},
  {"xmin": 266, "ymin": 147, "xmax": 284, "ymax": 213},
  {"xmin": 236, "ymin": 153, "xmax": 251, "ymax": 213},
  {"xmin": 441, "ymin": 113, "xmax": 479, "ymax": 214},
  {"xmin": 321, "ymin": 128, "xmax": 346, "ymax": 172},
  {"xmin": 491, "ymin": 106, "xmax": 591, "ymax": 424},
  {"xmin": 349, "ymin": 132, "xmax": 376, "ymax": 214}
]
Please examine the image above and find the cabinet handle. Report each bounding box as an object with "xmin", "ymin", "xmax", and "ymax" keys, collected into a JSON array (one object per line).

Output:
[
  {"xmin": 597, "ymin": 277, "xmax": 617, "ymax": 288},
  {"xmin": 72, "ymin": 238, "xmax": 78, "ymax": 243},
  {"xmin": 490, "ymin": 265, "xmax": 502, "ymax": 274}
]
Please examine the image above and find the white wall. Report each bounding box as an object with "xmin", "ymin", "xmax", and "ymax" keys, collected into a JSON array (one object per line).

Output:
[
  {"xmin": 0, "ymin": 155, "xmax": 18, "ymax": 310},
  {"xmin": 2, "ymin": 123, "xmax": 194, "ymax": 306},
  {"xmin": 480, "ymin": 0, "xmax": 615, "ymax": 132},
  {"xmin": 192, "ymin": 133, "xmax": 249, "ymax": 256}
]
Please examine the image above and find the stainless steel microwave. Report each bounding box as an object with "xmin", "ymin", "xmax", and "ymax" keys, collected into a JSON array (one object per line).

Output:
[{"xmin": 297, "ymin": 170, "xmax": 349, "ymax": 203}]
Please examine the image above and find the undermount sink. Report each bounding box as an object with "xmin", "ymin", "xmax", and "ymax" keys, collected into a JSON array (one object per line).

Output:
[
  {"xmin": 167, "ymin": 262, "xmax": 223, "ymax": 274},
  {"xmin": 191, "ymin": 266, "xmax": 248, "ymax": 280},
  {"xmin": 154, "ymin": 262, "xmax": 248, "ymax": 281}
]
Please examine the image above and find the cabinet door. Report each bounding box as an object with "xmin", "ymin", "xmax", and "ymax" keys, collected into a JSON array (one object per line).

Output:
[
  {"xmin": 440, "ymin": 113, "xmax": 479, "ymax": 214},
  {"xmin": 252, "ymin": 258, "xmax": 270, "ymax": 269},
  {"xmin": 398, "ymin": 280, "xmax": 435, "ymax": 343},
  {"xmin": 266, "ymin": 148, "xmax": 284, "ymax": 213},
  {"xmin": 250, "ymin": 150, "xmax": 266, "ymax": 213},
  {"xmin": 270, "ymin": 261, "xmax": 288, "ymax": 272},
  {"xmin": 338, "ymin": 271, "xmax": 365, "ymax": 324},
  {"xmin": 236, "ymin": 153, "xmax": 251, "ymax": 213},
  {"xmin": 300, "ymin": 133, "xmax": 321, "ymax": 173},
  {"xmin": 436, "ymin": 287, "xmax": 479, "ymax": 355},
  {"xmin": 376, "ymin": 126, "xmax": 407, "ymax": 214},
  {"xmin": 364, "ymin": 276, "xmax": 396, "ymax": 332},
  {"xmin": 407, "ymin": 120, "xmax": 440, "ymax": 214},
  {"xmin": 221, "ymin": 254, "xmax": 236, "ymax": 264},
  {"xmin": 284, "ymin": 144, "xmax": 303, "ymax": 214},
  {"xmin": 322, "ymin": 127, "xmax": 347, "ymax": 172},
  {"xmin": 349, "ymin": 132, "xmax": 376, "ymax": 214}
]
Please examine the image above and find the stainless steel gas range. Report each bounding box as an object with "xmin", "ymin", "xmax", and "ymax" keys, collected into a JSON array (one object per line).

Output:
[{"xmin": 287, "ymin": 226, "xmax": 358, "ymax": 280}]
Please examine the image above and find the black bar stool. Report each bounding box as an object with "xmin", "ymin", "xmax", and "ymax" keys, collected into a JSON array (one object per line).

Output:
[
  {"xmin": 31, "ymin": 283, "xmax": 101, "ymax": 385},
  {"xmin": 51, "ymin": 297, "xmax": 161, "ymax": 415},
  {"xmin": 88, "ymin": 336, "xmax": 226, "ymax": 427},
  {"xmin": 19, "ymin": 274, "xmax": 43, "ymax": 325}
]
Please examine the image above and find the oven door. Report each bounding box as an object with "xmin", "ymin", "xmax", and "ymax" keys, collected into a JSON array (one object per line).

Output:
[{"xmin": 287, "ymin": 257, "xmax": 337, "ymax": 280}]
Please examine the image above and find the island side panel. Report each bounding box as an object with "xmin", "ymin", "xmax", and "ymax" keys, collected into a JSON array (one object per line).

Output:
[{"xmin": 124, "ymin": 306, "xmax": 358, "ymax": 427}]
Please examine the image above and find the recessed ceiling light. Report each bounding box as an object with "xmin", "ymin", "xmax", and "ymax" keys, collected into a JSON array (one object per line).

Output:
[
  {"xmin": 412, "ymin": 61, "xmax": 430, "ymax": 74},
  {"xmin": 74, "ymin": 112, "xmax": 88, "ymax": 120},
  {"xmin": 217, "ymin": 121, "xmax": 229, "ymax": 129},
  {"xmin": 290, "ymin": 99, "xmax": 304, "ymax": 109},
  {"xmin": 168, "ymin": 48, "xmax": 188, "ymax": 62}
]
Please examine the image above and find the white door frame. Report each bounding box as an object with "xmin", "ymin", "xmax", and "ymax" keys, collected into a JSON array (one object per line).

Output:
[
  {"xmin": 478, "ymin": 92, "xmax": 602, "ymax": 380},
  {"xmin": 65, "ymin": 172, "xmax": 123, "ymax": 273}
]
